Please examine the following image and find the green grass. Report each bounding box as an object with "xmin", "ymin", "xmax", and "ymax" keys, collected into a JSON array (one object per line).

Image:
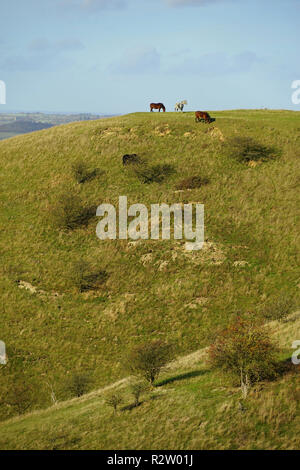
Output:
[
  {"xmin": 0, "ymin": 317, "xmax": 299, "ymax": 450},
  {"xmin": 0, "ymin": 110, "xmax": 299, "ymax": 448}
]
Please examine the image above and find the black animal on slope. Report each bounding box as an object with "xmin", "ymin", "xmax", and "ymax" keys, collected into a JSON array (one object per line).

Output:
[{"xmin": 122, "ymin": 154, "xmax": 140, "ymax": 165}]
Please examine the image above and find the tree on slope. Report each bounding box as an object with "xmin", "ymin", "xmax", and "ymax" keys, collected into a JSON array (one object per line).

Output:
[
  {"xmin": 208, "ymin": 317, "xmax": 278, "ymax": 398},
  {"xmin": 126, "ymin": 340, "xmax": 173, "ymax": 387}
]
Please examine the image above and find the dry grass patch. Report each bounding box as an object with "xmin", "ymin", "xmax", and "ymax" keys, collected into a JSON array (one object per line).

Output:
[
  {"xmin": 176, "ymin": 175, "xmax": 210, "ymax": 190},
  {"xmin": 207, "ymin": 126, "xmax": 225, "ymax": 142},
  {"xmin": 153, "ymin": 124, "xmax": 171, "ymax": 136}
]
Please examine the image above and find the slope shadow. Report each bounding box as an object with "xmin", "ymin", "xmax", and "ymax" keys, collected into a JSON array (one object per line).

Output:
[
  {"xmin": 156, "ymin": 369, "xmax": 208, "ymax": 387},
  {"xmin": 121, "ymin": 401, "xmax": 143, "ymax": 412}
]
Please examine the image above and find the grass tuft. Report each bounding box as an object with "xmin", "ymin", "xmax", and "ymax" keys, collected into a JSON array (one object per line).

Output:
[
  {"xmin": 49, "ymin": 191, "xmax": 96, "ymax": 230},
  {"xmin": 176, "ymin": 175, "xmax": 210, "ymax": 190}
]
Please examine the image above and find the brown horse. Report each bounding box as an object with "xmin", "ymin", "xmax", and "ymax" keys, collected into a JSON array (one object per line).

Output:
[
  {"xmin": 150, "ymin": 103, "xmax": 166, "ymax": 112},
  {"xmin": 195, "ymin": 111, "xmax": 212, "ymax": 123}
]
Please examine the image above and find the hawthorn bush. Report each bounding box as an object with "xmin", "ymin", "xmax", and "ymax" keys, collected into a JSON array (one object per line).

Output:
[
  {"xmin": 105, "ymin": 393, "xmax": 123, "ymax": 414},
  {"xmin": 71, "ymin": 159, "xmax": 100, "ymax": 184},
  {"xmin": 50, "ymin": 191, "xmax": 96, "ymax": 230},
  {"xmin": 126, "ymin": 340, "xmax": 173, "ymax": 386},
  {"xmin": 129, "ymin": 381, "xmax": 147, "ymax": 407},
  {"xmin": 66, "ymin": 373, "xmax": 92, "ymax": 397},
  {"xmin": 224, "ymin": 136, "xmax": 277, "ymax": 163},
  {"xmin": 208, "ymin": 317, "xmax": 278, "ymax": 397},
  {"xmin": 132, "ymin": 163, "xmax": 175, "ymax": 184}
]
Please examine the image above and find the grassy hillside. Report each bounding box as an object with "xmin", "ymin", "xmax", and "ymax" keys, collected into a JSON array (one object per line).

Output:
[
  {"xmin": 0, "ymin": 316, "xmax": 299, "ymax": 450},
  {"xmin": 0, "ymin": 110, "xmax": 299, "ymax": 448}
]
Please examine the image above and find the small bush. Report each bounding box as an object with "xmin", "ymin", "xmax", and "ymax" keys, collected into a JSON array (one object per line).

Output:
[
  {"xmin": 105, "ymin": 392, "xmax": 123, "ymax": 413},
  {"xmin": 129, "ymin": 381, "xmax": 147, "ymax": 407},
  {"xmin": 132, "ymin": 163, "xmax": 175, "ymax": 184},
  {"xmin": 50, "ymin": 192, "xmax": 96, "ymax": 230},
  {"xmin": 122, "ymin": 154, "xmax": 142, "ymax": 166},
  {"xmin": 66, "ymin": 373, "xmax": 92, "ymax": 397},
  {"xmin": 176, "ymin": 175, "xmax": 209, "ymax": 190},
  {"xmin": 70, "ymin": 260, "xmax": 108, "ymax": 292},
  {"xmin": 125, "ymin": 340, "xmax": 173, "ymax": 386},
  {"xmin": 5, "ymin": 379, "xmax": 34, "ymax": 415},
  {"xmin": 224, "ymin": 136, "xmax": 277, "ymax": 163},
  {"xmin": 71, "ymin": 159, "xmax": 100, "ymax": 183},
  {"xmin": 208, "ymin": 317, "xmax": 278, "ymax": 398},
  {"xmin": 263, "ymin": 295, "xmax": 295, "ymax": 322}
]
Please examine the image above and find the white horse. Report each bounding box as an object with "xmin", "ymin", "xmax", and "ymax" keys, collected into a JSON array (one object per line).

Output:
[{"xmin": 175, "ymin": 100, "xmax": 187, "ymax": 112}]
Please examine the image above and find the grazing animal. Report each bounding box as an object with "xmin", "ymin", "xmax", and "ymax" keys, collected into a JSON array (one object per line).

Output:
[
  {"xmin": 175, "ymin": 100, "xmax": 187, "ymax": 112},
  {"xmin": 122, "ymin": 154, "xmax": 140, "ymax": 165},
  {"xmin": 150, "ymin": 103, "xmax": 166, "ymax": 112},
  {"xmin": 195, "ymin": 111, "xmax": 213, "ymax": 124}
]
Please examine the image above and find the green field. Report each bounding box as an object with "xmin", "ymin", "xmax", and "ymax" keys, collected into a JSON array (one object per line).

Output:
[{"xmin": 0, "ymin": 110, "xmax": 299, "ymax": 449}]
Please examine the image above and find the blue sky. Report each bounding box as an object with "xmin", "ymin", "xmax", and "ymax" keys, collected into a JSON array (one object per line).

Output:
[{"xmin": 0, "ymin": 0, "xmax": 299, "ymax": 113}]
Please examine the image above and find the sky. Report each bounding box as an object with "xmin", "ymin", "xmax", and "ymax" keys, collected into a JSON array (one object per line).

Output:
[{"xmin": 0, "ymin": 0, "xmax": 299, "ymax": 114}]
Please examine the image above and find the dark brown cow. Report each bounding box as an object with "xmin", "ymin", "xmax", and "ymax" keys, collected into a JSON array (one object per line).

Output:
[{"xmin": 195, "ymin": 111, "xmax": 212, "ymax": 123}]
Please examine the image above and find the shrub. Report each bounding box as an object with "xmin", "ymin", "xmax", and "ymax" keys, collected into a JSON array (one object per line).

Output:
[
  {"xmin": 70, "ymin": 260, "xmax": 108, "ymax": 292},
  {"xmin": 129, "ymin": 381, "xmax": 147, "ymax": 407},
  {"xmin": 5, "ymin": 379, "xmax": 34, "ymax": 415},
  {"xmin": 105, "ymin": 392, "xmax": 123, "ymax": 413},
  {"xmin": 126, "ymin": 340, "xmax": 173, "ymax": 386},
  {"xmin": 176, "ymin": 175, "xmax": 209, "ymax": 190},
  {"xmin": 66, "ymin": 373, "xmax": 92, "ymax": 397},
  {"xmin": 71, "ymin": 159, "xmax": 100, "ymax": 184},
  {"xmin": 208, "ymin": 317, "xmax": 278, "ymax": 398},
  {"xmin": 263, "ymin": 296, "xmax": 295, "ymax": 322},
  {"xmin": 224, "ymin": 136, "xmax": 277, "ymax": 163},
  {"xmin": 132, "ymin": 163, "xmax": 175, "ymax": 184},
  {"xmin": 50, "ymin": 191, "xmax": 96, "ymax": 230},
  {"xmin": 122, "ymin": 154, "xmax": 142, "ymax": 166}
]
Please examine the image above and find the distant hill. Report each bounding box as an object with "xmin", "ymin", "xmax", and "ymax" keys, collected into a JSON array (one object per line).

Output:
[
  {"xmin": 0, "ymin": 112, "xmax": 115, "ymax": 140},
  {"xmin": 0, "ymin": 120, "xmax": 53, "ymax": 134}
]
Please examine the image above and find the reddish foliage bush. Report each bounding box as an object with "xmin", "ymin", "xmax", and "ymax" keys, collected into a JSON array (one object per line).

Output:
[{"xmin": 208, "ymin": 317, "xmax": 278, "ymax": 394}]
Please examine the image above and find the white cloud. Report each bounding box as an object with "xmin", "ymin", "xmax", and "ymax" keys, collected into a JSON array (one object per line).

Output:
[
  {"xmin": 110, "ymin": 47, "xmax": 161, "ymax": 74},
  {"xmin": 1, "ymin": 38, "xmax": 84, "ymax": 72},
  {"xmin": 29, "ymin": 38, "xmax": 84, "ymax": 52},
  {"xmin": 168, "ymin": 51, "xmax": 264, "ymax": 76}
]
